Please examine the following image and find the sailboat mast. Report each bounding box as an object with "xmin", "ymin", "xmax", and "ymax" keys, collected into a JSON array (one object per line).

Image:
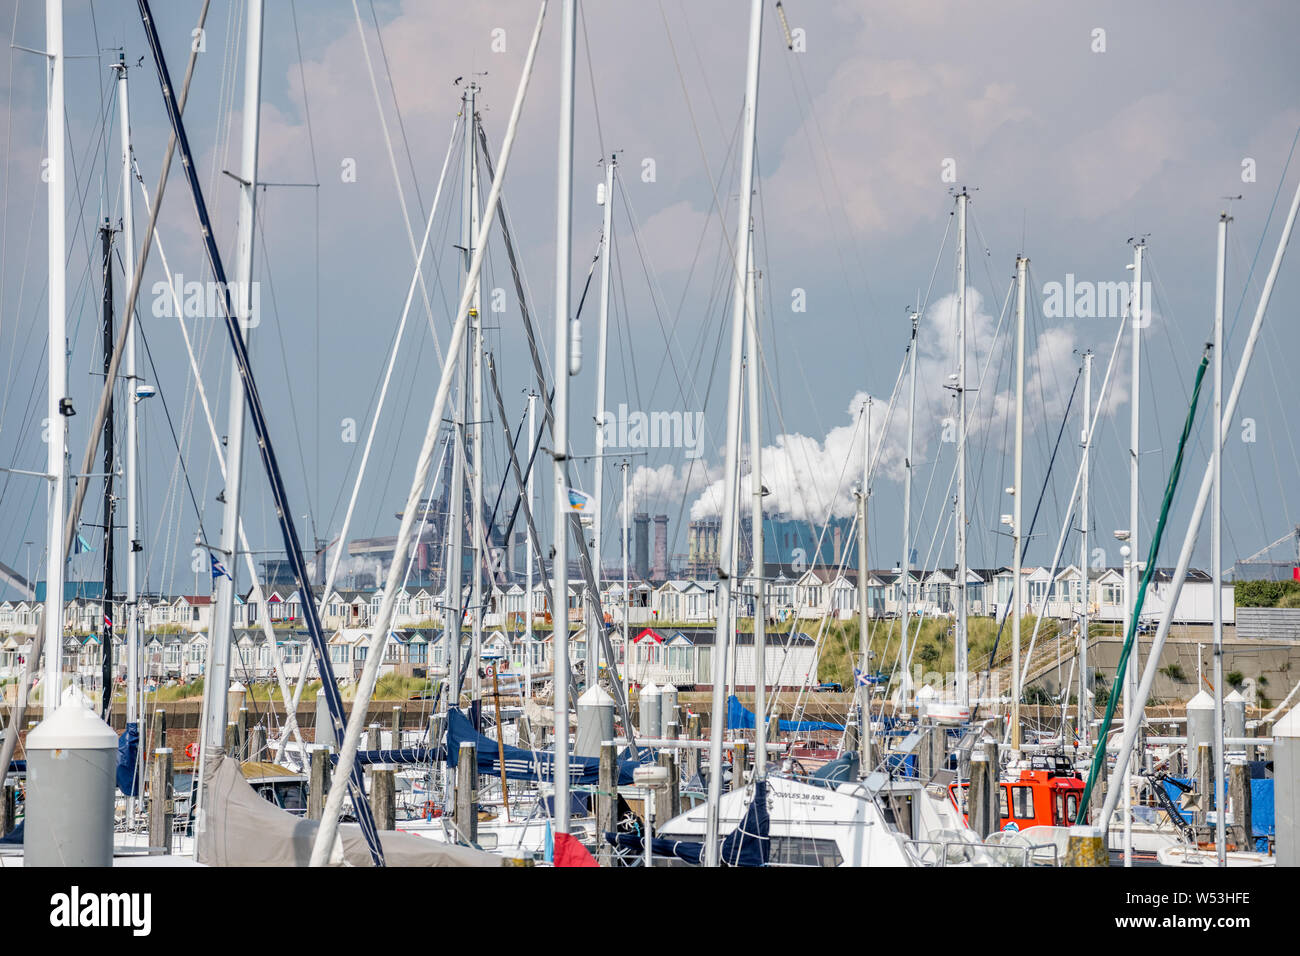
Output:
[
  {"xmin": 591, "ymin": 155, "xmax": 617, "ymax": 686},
  {"xmin": 99, "ymin": 216, "xmax": 115, "ymax": 717},
  {"xmin": 621, "ymin": 459, "xmax": 629, "ymax": 707},
  {"xmin": 1011, "ymin": 255, "xmax": 1027, "ymax": 750},
  {"xmin": 466, "ymin": 82, "xmax": 485, "ymax": 717},
  {"xmin": 705, "ymin": 0, "xmax": 763, "ymax": 868},
  {"xmin": 1078, "ymin": 350, "xmax": 1093, "ymax": 748},
  {"xmin": 1212, "ymin": 212, "xmax": 1228, "ymax": 867},
  {"xmin": 551, "ymin": 0, "xmax": 577, "ymax": 835},
  {"xmin": 525, "ymin": 390, "xmax": 536, "ymax": 701},
  {"xmin": 115, "ymin": 53, "xmax": 141, "ymax": 802},
  {"xmin": 202, "ymin": 0, "xmax": 263, "ymax": 763},
  {"xmin": 954, "ymin": 189, "xmax": 969, "ymax": 711},
  {"xmin": 856, "ymin": 398, "xmax": 871, "ymax": 777},
  {"xmin": 1123, "ymin": 239, "xmax": 1144, "ymax": 867},
  {"xmin": 445, "ymin": 90, "xmax": 471, "ymax": 734},
  {"xmin": 42, "ymin": 0, "xmax": 67, "ymax": 698},
  {"xmin": 746, "ymin": 236, "xmax": 766, "ymax": 778},
  {"xmin": 900, "ymin": 311, "xmax": 917, "ymax": 709}
]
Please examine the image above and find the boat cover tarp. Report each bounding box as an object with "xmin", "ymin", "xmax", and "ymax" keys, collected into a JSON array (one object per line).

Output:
[
  {"xmin": 726, "ymin": 695, "xmax": 843, "ymax": 732},
  {"xmin": 331, "ymin": 747, "xmax": 443, "ymax": 768},
  {"xmin": 445, "ymin": 708, "xmax": 645, "ymax": 785},
  {"xmin": 807, "ymin": 752, "xmax": 857, "ymax": 788},
  {"xmin": 1251, "ymin": 778, "xmax": 1274, "ymax": 838},
  {"xmin": 197, "ymin": 751, "xmax": 501, "ymax": 867},
  {"xmin": 604, "ymin": 778, "xmax": 770, "ymax": 866},
  {"xmin": 116, "ymin": 721, "xmax": 140, "ymax": 796},
  {"xmin": 0, "ymin": 820, "xmax": 21, "ymax": 844}
]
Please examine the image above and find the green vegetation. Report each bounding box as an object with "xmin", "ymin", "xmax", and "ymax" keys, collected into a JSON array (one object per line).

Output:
[
  {"xmin": 1159, "ymin": 662, "xmax": 1188, "ymax": 682},
  {"xmin": 1233, "ymin": 579, "xmax": 1300, "ymax": 608},
  {"xmin": 814, "ymin": 614, "xmax": 1055, "ymax": 688},
  {"xmin": 1226, "ymin": 670, "xmax": 1245, "ymax": 690}
]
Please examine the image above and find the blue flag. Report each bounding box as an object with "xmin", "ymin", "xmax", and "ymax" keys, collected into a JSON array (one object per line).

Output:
[{"xmin": 210, "ymin": 553, "xmax": 232, "ymax": 581}]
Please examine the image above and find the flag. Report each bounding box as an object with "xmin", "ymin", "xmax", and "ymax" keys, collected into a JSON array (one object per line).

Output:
[
  {"xmin": 566, "ymin": 488, "xmax": 594, "ymax": 513},
  {"xmin": 103, "ymin": 613, "xmax": 112, "ymax": 629},
  {"xmin": 1293, "ymin": 566, "xmax": 1299, "ymax": 581},
  {"xmin": 74, "ymin": 534, "xmax": 95, "ymax": 554},
  {"xmin": 210, "ymin": 553, "xmax": 232, "ymax": 581}
]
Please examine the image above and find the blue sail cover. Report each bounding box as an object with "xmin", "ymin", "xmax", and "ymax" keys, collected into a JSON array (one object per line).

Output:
[
  {"xmin": 332, "ymin": 748, "xmax": 444, "ymax": 768},
  {"xmin": 445, "ymin": 708, "xmax": 644, "ymax": 785},
  {"xmin": 604, "ymin": 778, "xmax": 770, "ymax": 866},
  {"xmin": 726, "ymin": 695, "xmax": 844, "ymax": 732},
  {"xmin": 115, "ymin": 722, "xmax": 140, "ymax": 796},
  {"xmin": 720, "ymin": 777, "xmax": 770, "ymax": 865}
]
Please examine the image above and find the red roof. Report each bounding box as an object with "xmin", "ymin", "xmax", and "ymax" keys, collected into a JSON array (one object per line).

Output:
[{"xmin": 634, "ymin": 627, "xmax": 664, "ymax": 644}]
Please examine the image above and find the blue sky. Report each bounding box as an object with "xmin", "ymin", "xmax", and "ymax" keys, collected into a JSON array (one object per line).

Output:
[{"xmin": 1, "ymin": 0, "xmax": 1299, "ymax": 599}]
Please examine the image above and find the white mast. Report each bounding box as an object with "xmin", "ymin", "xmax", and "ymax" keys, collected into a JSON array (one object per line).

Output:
[
  {"xmin": 900, "ymin": 311, "xmax": 917, "ymax": 710},
  {"xmin": 1078, "ymin": 350, "xmax": 1093, "ymax": 748},
  {"xmin": 466, "ymin": 82, "xmax": 484, "ymax": 715},
  {"xmin": 201, "ymin": 0, "xmax": 263, "ymax": 765},
  {"xmin": 953, "ymin": 189, "xmax": 970, "ymax": 711},
  {"xmin": 856, "ymin": 398, "xmax": 871, "ymax": 776},
  {"xmin": 445, "ymin": 90, "xmax": 472, "ymax": 735},
  {"xmin": 551, "ymin": 0, "xmax": 577, "ymax": 834},
  {"xmin": 42, "ymin": 0, "xmax": 67, "ymax": 699},
  {"xmin": 590, "ymin": 155, "xmax": 617, "ymax": 686},
  {"xmin": 704, "ymin": 0, "xmax": 763, "ymax": 868},
  {"xmin": 114, "ymin": 53, "xmax": 140, "ymax": 815},
  {"xmin": 1011, "ymin": 255, "xmax": 1027, "ymax": 751},
  {"xmin": 621, "ymin": 459, "xmax": 630, "ymax": 706},
  {"xmin": 1212, "ymin": 212, "xmax": 1228, "ymax": 867},
  {"xmin": 525, "ymin": 389, "xmax": 536, "ymax": 700},
  {"xmin": 1123, "ymin": 239, "xmax": 1144, "ymax": 867},
  {"xmin": 746, "ymin": 235, "xmax": 766, "ymax": 778}
]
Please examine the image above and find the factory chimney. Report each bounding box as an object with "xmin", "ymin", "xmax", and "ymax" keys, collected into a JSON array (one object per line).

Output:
[{"xmin": 653, "ymin": 515, "xmax": 669, "ymax": 581}]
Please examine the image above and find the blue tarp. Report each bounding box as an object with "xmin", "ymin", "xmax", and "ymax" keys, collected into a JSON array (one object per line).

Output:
[
  {"xmin": 1251, "ymin": 778, "xmax": 1274, "ymax": 838},
  {"xmin": 445, "ymin": 708, "xmax": 646, "ymax": 785},
  {"xmin": 331, "ymin": 747, "xmax": 443, "ymax": 767},
  {"xmin": 0, "ymin": 820, "xmax": 22, "ymax": 845},
  {"xmin": 726, "ymin": 695, "xmax": 844, "ymax": 732},
  {"xmin": 115, "ymin": 722, "xmax": 140, "ymax": 796}
]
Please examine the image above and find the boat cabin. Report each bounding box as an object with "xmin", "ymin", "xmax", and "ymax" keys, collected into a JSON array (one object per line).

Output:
[{"xmin": 949, "ymin": 768, "xmax": 1088, "ymax": 832}]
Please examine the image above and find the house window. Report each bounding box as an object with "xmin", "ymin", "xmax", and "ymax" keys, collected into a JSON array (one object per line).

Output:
[
  {"xmin": 330, "ymin": 645, "xmax": 349, "ymax": 664},
  {"xmin": 1102, "ymin": 583, "xmax": 1122, "ymax": 605},
  {"xmin": 410, "ymin": 642, "xmax": 427, "ymax": 664}
]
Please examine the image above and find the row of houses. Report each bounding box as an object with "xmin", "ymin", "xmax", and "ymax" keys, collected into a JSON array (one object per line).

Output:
[
  {"xmin": 0, "ymin": 564, "xmax": 1234, "ymax": 646},
  {"xmin": 0, "ymin": 622, "xmax": 818, "ymax": 692}
]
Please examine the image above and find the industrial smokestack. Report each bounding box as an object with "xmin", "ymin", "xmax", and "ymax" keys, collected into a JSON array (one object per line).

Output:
[
  {"xmin": 634, "ymin": 512, "xmax": 650, "ymax": 581},
  {"xmin": 653, "ymin": 515, "xmax": 669, "ymax": 581}
]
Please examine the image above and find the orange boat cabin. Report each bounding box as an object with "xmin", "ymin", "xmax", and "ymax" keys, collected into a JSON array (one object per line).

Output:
[{"xmin": 949, "ymin": 768, "xmax": 1088, "ymax": 831}]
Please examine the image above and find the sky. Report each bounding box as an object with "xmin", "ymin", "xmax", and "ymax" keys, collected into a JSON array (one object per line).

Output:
[{"xmin": 1, "ymin": 0, "xmax": 1299, "ymax": 601}]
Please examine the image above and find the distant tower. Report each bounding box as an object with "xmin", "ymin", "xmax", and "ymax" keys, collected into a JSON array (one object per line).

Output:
[
  {"xmin": 634, "ymin": 512, "xmax": 651, "ymax": 581},
  {"xmin": 653, "ymin": 514, "xmax": 669, "ymax": 581}
]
